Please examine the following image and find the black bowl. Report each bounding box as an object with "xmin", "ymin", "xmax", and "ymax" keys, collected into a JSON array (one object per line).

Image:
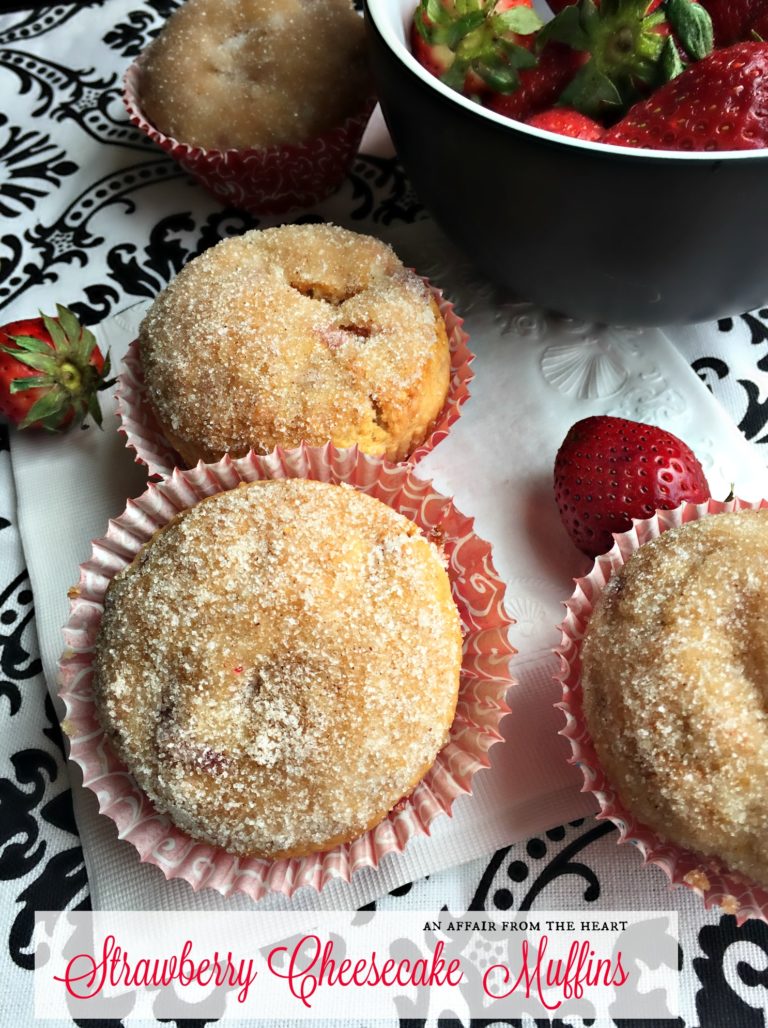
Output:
[{"xmin": 364, "ymin": 0, "xmax": 768, "ymax": 326}]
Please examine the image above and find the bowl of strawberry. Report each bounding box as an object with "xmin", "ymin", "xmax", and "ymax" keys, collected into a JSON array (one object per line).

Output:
[{"xmin": 364, "ymin": 0, "xmax": 768, "ymax": 325}]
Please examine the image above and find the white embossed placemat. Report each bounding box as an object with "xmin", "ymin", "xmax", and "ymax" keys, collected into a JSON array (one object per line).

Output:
[{"xmin": 10, "ymin": 221, "xmax": 768, "ymax": 912}]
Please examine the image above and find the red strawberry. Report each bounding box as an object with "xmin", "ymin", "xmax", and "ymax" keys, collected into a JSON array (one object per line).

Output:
[
  {"xmin": 486, "ymin": 41, "xmax": 588, "ymax": 119},
  {"xmin": 526, "ymin": 106, "xmax": 606, "ymax": 137},
  {"xmin": 0, "ymin": 306, "xmax": 112, "ymax": 431},
  {"xmin": 698, "ymin": 0, "xmax": 767, "ymax": 46},
  {"xmin": 553, "ymin": 415, "xmax": 710, "ymax": 557},
  {"xmin": 603, "ymin": 41, "xmax": 768, "ymax": 150},
  {"xmin": 536, "ymin": 0, "xmax": 714, "ymax": 119},
  {"xmin": 411, "ymin": 0, "xmax": 543, "ymax": 96}
]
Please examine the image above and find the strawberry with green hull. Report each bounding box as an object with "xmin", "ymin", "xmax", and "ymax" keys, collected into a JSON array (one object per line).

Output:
[
  {"xmin": 526, "ymin": 106, "xmax": 605, "ymax": 137},
  {"xmin": 554, "ymin": 415, "xmax": 710, "ymax": 558},
  {"xmin": 603, "ymin": 41, "xmax": 768, "ymax": 149},
  {"xmin": 411, "ymin": 0, "xmax": 543, "ymax": 96},
  {"xmin": 486, "ymin": 41, "xmax": 588, "ymax": 119},
  {"xmin": 536, "ymin": 0, "xmax": 714, "ymax": 119},
  {"xmin": 0, "ymin": 306, "xmax": 112, "ymax": 431}
]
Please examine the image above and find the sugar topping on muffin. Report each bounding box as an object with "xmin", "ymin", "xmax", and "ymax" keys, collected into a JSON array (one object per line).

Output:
[
  {"xmin": 581, "ymin": 508, "xmax": 768, "ymax": 885},
  {"xmin": 138, "ymin": 223, "xmax": 451, "ymax": 464},
  {"xmin": 93, "ymin": 478, "xmax": 463, "ymax": 859},
  {"xmin": 137, "ymin": 0, "xmax": 372, "ymax": 150}
]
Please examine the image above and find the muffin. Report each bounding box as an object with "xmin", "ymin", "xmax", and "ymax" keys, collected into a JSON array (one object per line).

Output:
[
  {"xmin": 92, "ymin": 478, "xmax": 463, "ymax": 860},
  {"xmin": 580, "ymin": 508, "xmax": 768, "ymax": 887},
  {"xmin": 137, "ymin": 0, "xmax": 371, "ymax": 151},
  {"xmin": 124, "ymin": 0, "xmax": 374, "ymax": 213},
  {"xmin": 137, "ymin": 224, "xmax": 453, "ymax": 464}
]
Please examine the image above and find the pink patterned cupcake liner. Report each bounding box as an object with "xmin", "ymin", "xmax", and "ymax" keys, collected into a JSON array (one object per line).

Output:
[
  {"xmin": 123, "ymin": 60, "xmax": 375, "ymax": 216},
  {"xmin": 60, "ymin": 444, "xmax": 514, "ymax": 901},
  {"xmin": 115, "ymin": 284, "xmax": 473, "ymax": 479},
  {"xmin": 556, "ymin": 496, "xmax": 768, "ymax": 925}
]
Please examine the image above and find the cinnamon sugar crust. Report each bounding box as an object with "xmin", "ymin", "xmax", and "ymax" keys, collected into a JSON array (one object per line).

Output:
[
  {"xmin": 138, "ymin": 224, "xmax": 451, "ymax": 465},
  {"xmin": 582, "ymin": 509, "xmax": 768, "ymax": 885},
  {"xmin": 93, "ymin": 479, "xmax": 463, "ymax": 859},
  {"xmin": 138, "ymin": 0, "xmax": 372, "ymax": 150}
]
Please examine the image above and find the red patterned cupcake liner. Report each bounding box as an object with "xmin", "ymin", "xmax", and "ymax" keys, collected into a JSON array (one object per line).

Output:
[
  {"xmin": 60, "ymin": 444, "xmax": 515, "ymax": 901},
  {"xmin": 123, "ymin": 60, "xmax": 375, "ymax": 216},
  {"xmin": 556, "ymin": 497, "xmax": 768, "ymax": 925},
  {"xmin": 115, "ymin": 283, "xmax": 473, "ymax": 479}
]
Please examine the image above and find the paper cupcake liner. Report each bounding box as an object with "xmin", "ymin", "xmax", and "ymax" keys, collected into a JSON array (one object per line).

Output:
[
  {"xmin": 60, "ymin": 444, "xmax": 515, "ymax": 901},
  {"xmin": 123, "ymin": 61, "xmax": 375, "ymax": 216},
  {"xmin": 115, "ymin": 284, "xmax": 473, "ymax": 479},
  {"xmin": 556, "ymin": 497, "xmax": 768, "ymax": 925}
]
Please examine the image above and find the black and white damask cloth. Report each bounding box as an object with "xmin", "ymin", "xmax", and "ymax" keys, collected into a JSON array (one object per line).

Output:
[{"xmin": 2, "ymin": 3, "xmax": 768, "ymax": 1026}]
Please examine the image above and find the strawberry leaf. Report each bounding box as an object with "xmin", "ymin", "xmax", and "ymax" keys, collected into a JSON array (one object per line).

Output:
[
  {"xmin": 19, "ymin": 385, "xmax": 68, "ymax": 430},
  {"xmin": 537, "ymin": 3, "xmax": 591, "ymax": 50},
  {"xmin": 474, "ymin": 58, "xmax": 521, "ymax": 91},
  {"xmin": 425, "ymin": 0, "xmax": 450, "ymax": 27},
  {"xmin": 431, "ymin": 9, "xmax": 486, "ymax": 47},
  {"xmin": 559, "ymin": 61, "xmax": 623, "ymax": 116},
  {"xmin": 666, "ymin": 0, "xmax": 713, "ymax": 62},
  {"xmin": 491, "ymin": 7, "xmax": 543, "ymax": 36},
  {"xmin": 498, "ymin": 40, "xmax": 538, "ymax": 67},
  {"xmin": 455, "ymin": 0, "xmax": 484, "ymax": 16},
  {"xmin": 101, "ymin": 350, "xmax": 112, "ymax": 380},
  {"xmin": 39, "ymin": 415, "xmax": 67, "ymax": 433},
  {"xmin": 441, "ymin": 56, "xmax": 469, "ymax": 88},
  {"xmin": 87, "ymin": 390, "xmax": 104, "ymax": 429},
  {"xmin": 40, "ymin": 312, "xmax": 68, "ymax": 353},
  {"xmin": 451, "ymin": 10, "xmax": 487, "ymax": 42},
  {"xmin": 2, "ymin": 348, "xmax": 57, "ymax": 375},
  {"xmin": 55, "ymin": 304, "xmax": 82, "ymax": 347},
  {"xmin": 6, "ymin": 334, "xmax": 52, "ymax": 355},
  {"xmin": 73, "ymin": 325, "xmax": 98, "ymax": 366},
  {"xmin": 413, "ymin": 7, "xmax": 433, "ymax": 41},
  {"xmin": 660, "ymin": 35, "xmax": 685, "ymax": 81},
  {"xmin": 9, "ymin": 376, "xmax": 50, "ymax": 393}
]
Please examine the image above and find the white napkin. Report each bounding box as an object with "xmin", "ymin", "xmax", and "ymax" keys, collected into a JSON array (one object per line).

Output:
[{"xmin": 11, "ymin": 222, "xmax": 768, "ymax": 911}]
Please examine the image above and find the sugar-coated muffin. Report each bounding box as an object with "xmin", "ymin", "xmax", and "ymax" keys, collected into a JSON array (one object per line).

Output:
[
  {"xmin": 138, "ymin": 224, "xmax": 452, "ymax": 464},
  {"xmin": 137, "ymin": 0, "xmax": 371, "ymax": 150},
  {"xmin": 581, "ymin": 509, "xmax": 768, "ymax": 886},
  {"xmin": 93, "ymin": 479, "xmax": 463, "ymax": 860}
]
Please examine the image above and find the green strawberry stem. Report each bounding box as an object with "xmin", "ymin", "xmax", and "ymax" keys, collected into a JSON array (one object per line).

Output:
[
  {"xmin": 59, "ymin": 362, "xmax": 81, "ymax": 392},
  {"xmin": 538, "ymin": 0, "xmax": 714, "ymax": 118},
  {"xmin": 416, "ymin": 0, "xmax": 542, "ymax": 93},
  {"xmin": 665, "ymin": 0, "xmax": 713, "ymax": 61}
]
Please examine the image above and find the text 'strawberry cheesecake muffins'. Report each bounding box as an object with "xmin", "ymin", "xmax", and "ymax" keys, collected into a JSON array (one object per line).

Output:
[
  {"xmin": 581, "ymin": 509, "xmax": 768, "ymax": 887},
  {"xmin": 92, "ymin": 478, "xmax": 463, "ymax": 860},
  {"xmin": 136, "ymin": 0, "xmax": 371, "ymax": 151},
  {"xmin": 137, "ymin": 224, "xmax": 453, "ymax": 464}
]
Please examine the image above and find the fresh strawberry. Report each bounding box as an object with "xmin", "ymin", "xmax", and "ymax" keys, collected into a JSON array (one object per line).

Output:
[
  {"xmin": 536, "ymin": 0, "xmax": 714, "ymax": 119},
  {"xmin": 411, "ymin": 0, "xmax": 543, "ymax": 95},
  {"xmin": 526, "ymin": 106, "xmax": 606, "ymax": 137},
  {"xmin": 698, "ymin": 0, "xmax": 768, "ymax": 46},
  {"xmin": 553, "ymin": 415, "xmax": 710, "ymax": 557},
  {"xmin": 0, "ymin": 305, "xmax": 112, "ymax": 431},
  {"xmin": 603, "ymin": 41, "xmax": 768, "ymax": 149},
  {"xmin": 486, "ymin": 41, "xmax": 588, "ymax": 119}
]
